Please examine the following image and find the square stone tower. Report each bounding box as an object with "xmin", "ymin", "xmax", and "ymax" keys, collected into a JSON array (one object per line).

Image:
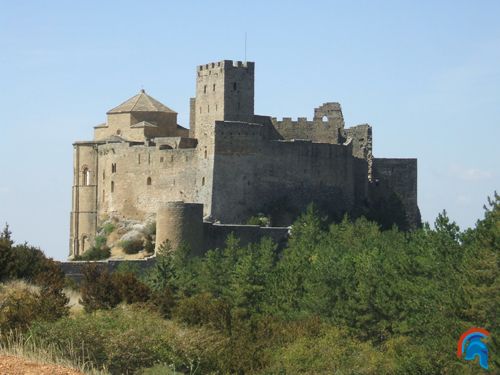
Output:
[{"xmin": 190, "ymin": 60, "xmax": 255, "ymax": 139}]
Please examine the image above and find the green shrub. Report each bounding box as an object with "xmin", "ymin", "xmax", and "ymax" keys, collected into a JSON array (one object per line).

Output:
[
  {"xmin": 112, "ymin": 272, "xmax": 151, "ymax": 304},
  {"xmin": 34, "ymin": 259, "xmax": 70, "ymax": 321},
  {"xmin": 150, "ymin": 287, "xmax": 176, "ymax": 319},
  {"xmin": 120, "ymin": 239, "xmax": 144, "ymax": 254},
  {"xmin": 0, "ymin": 225, "xmax": 15, "ymax": 281},
  {"xmin": 0, "ymin": 279, "xmax": 69, "ymax": 332},
  {"xmin": 246, "ymin": 214, "xmax": 270, "ymax": 226},
  {"xmin": 144, "ymin": 221, "xmax": 156, "ymax": 236},
  {"xmin": 266, "ymin": 326, "xmax": 390, "ymax": 374},
  {"xmin": 79, "ymin": 264, "xmax": 121, "ymax": 312},
  {"xmin": 102, "ymin": 223, "xmax": 115, "ymax": 236},
  {"xmin": 11, "ymin": 244, "xmax": 47, "ymax": 281},
  {"xmin": 29, "ymin": 306, "xmax": 229, "ymax": 374},
  {"xmin": 74, "ymin": 246, "xmax": 111, "ymax": 261},
  {"xmin": 173, "ymin": 292, "xmax": 231, "ymax": 332},
  {"xmin": 0, "ymin": 283, "xmax": 40, "ymax": 332},
  {"xmin": 144, "ymin": 238, "xmax": 155, "ymax": 254}
]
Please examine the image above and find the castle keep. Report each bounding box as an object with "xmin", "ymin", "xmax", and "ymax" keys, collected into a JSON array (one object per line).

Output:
[{"xmin": 69, "ymin": 60, "xmax": 420, "ymax": 258}]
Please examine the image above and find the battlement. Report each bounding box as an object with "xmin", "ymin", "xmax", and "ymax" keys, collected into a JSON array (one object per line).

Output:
[{"xmin": 197, "ymin": 60, "xmax": 254, "ymax": 72}]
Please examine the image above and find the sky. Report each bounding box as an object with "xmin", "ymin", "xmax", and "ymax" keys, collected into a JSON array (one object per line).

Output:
[{"xmin": 0, "ymin": 1, "xmax": 499, "ymax": 260}]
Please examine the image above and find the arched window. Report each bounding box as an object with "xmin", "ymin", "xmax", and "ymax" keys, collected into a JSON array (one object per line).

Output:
[
  {"xmin": 82, "ymin": 168, "xmax": 90, "ymax": 186},
  {"xmin": 147, "ymin": 177, "xmax": 152, "ymax": 186},
  {"xmin": 202, "ymin": 177, "xmax": 205, "ymax": 186},
  {"xmin": 204, "ymin": 149, "xmax": 207, "ymax": 159},
  {"xmin": 81, "ymin": 235, "xmax": 88, "ymax": 253},
  {"xmin": 111, "ymin": 181, "xmax": 114, "ymax": 193}
]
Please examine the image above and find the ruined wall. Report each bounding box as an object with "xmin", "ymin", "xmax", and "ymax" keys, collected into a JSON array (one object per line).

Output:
[
  {"xmin": 270, "ymin": 103, "xmax": 345, "ymax": 144},
  {"xmin": 345, "ymin": 124, "xmax": 373, "ymax": 180},
  {"xmin": 210, "ymin": 121, "xmax": 360, "ymax": 225},
  {"xmin": 372, "ymin": 158, "xmax": 420, "ymax": 227}
]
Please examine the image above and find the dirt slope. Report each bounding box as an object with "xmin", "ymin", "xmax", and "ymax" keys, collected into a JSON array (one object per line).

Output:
[{"xmin": 0, "ymin": 355, "xmax": 84, "ymax": 375}]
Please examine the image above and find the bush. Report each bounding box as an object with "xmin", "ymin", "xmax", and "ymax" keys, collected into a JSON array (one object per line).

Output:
[
  {"xmin": 120, "ymin": 239, "xmax": 144, "ymax": 254},
  {"xmin": 79, "ymin": 264, "xmax": 121, "ymax": 312},
  {"xmin": 173, "ymin": 293, "xmax": 231, "ymax": 332},
  {"xmin": 73, "ymin": 246, "xmax": 111, "ymax": 261},
  {"xmin": 0, "ymin": 225, "xmax": 15, "ymax": 281},
  {"xmin": 29, "ymin": 306, "xmax": 229, "ymax": 374},
  {"xmin": 266, "ymin": 326, "xmax": 390, "ymax": 374},
  {"xmin": 0, "ymin": 279, "xmax": 69, "ymax": 332},
  {"xmin": 34, "ymin": 259, "xmax": 70, "ymax": 321},
  {"xmin": 112, "ymin": 272, "xmax": 151, "ymax": 304},
  {"xmin": 11, "ymin": 244, "xmax": 47, "ymax": 281},
  {"xmin": 102, "ymin": 223, "xmax": 115, "ymax": 236},
  {"xmin": 0, "ymin": 282, "xmax": 40, "ymax": 332},
  {"xmin": 246, "ymin": 214, "xmax": 270, "ymax": 226}
]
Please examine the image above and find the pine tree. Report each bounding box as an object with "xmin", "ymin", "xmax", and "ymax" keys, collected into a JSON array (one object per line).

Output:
[{"xmin": 0, "ymin": 223, "xmax": 14, "ymax": 280}]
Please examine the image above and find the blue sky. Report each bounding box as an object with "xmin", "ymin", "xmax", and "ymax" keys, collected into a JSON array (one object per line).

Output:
[{"xmin": 0, "ymin": 1, "xmax": 498, "ymax": 260}]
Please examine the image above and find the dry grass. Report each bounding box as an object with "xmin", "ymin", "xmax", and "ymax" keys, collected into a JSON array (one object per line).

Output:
[
  {"xmin": 0, "ymin": 279, "xmax": 39, "ymax": 295},
  {"xmin": 0, "ymin": 331, "xmax": 109, "ymax": 375}
]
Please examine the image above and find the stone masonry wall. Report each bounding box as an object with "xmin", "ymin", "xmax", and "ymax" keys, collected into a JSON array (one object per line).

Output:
[
  {"xmin": 372, "ymin": 158, "xmax": 420, "ymax": 227},
  {"xmin": 96, "ymin": 141, "xmax": 212, "ymax": 223},
  {"xmin": 211, "ymin": 121, "xmax": 359, "ymax": 225}
]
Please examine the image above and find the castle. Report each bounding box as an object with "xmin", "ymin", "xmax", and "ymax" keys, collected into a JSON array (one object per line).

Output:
[{"xmin": 69, "ymin": 60, "xmax": 420, "ymax": 259}]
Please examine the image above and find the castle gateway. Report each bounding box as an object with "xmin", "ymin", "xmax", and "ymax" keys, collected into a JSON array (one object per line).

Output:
[{"xmin": 69, "ymin": 60, "xmax": 420, "ymax": 258}]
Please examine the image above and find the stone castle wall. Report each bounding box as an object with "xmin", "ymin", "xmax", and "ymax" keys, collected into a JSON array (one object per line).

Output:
[
  {"xmin": 95, "ymin": 142, "xmax": 212, "ymax": 221},
  {"xmin": 210, "ymin": 121, "xmax": 364, "ymax": 225},
  {"xmin": 372, "ymin": 158, "xmax": 420, "ymax": 226}
]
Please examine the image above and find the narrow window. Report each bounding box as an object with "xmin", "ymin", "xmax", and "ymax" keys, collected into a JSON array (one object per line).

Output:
[
  {"xmin": 213, "ymin": 84, "xmax": 216, "ymax": 91},
  {"xmin": 81, "ymin": 235, "xmax": 87, "ymax": 253},
  {"xmin": 204, "ymin": 149, "xmax": 207, "ymax": 159},
  {"xmin": 82, "ymin": 168, "xmax": 90, "ymax": 186},
  {"xmin": 202, "ymin": 177, "xmax": 205, "ymax": 186},
  {"xmin": 147, "ymin": 177, "xmax": 152, "ymax": 186},
  {"xmin": 171, "ymin": 155, "xmax": 174, "ymax": 162},
  {"xmin": 112, "ymin": 163, "xmax": 116, "ymax": 173},
  {"xmin": 216, "ymin": 104, "xmax": 218, "ymax": 111},
  {"xmin": 148, "ymin": 154, "xmax": 151, "ymax": 164},
  {"xmin": 204, "ymin": 85, "xmax": 207, "ymax": 94},
  {"xmin": 233, "ymin": 82, "xmax": 237, "ymax": 90},
  {"xmin": 160, "ymin": 157, "xmax": 164, "ymax": 163},
  {"xmin": 199, "ymin": 106, "xmax": 202, "ymax": 114},
  {"xmin": 102, "ymin": 170, "xmax": 105, "ymax": 180},
  {"xmin": 138, "ymin": 154, "xmax": 141, "ymax": 164},
  {"xmin": 208, "ymin": 105, "xmax": 210, "ymax": 113},
  {"xmin": 111, "ymin": 181, "xmax": 114, "ymax": 193}
]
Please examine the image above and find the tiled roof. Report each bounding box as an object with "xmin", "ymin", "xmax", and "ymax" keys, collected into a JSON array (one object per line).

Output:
[{"xmin": 107, "ymin": 89, "xmax": 176, "ymax": 114}]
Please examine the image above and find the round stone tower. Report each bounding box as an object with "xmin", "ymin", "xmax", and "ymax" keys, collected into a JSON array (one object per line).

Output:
[{"xmin": 155, "ymin": 201, "xmax": 204, "ymax": 255}]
